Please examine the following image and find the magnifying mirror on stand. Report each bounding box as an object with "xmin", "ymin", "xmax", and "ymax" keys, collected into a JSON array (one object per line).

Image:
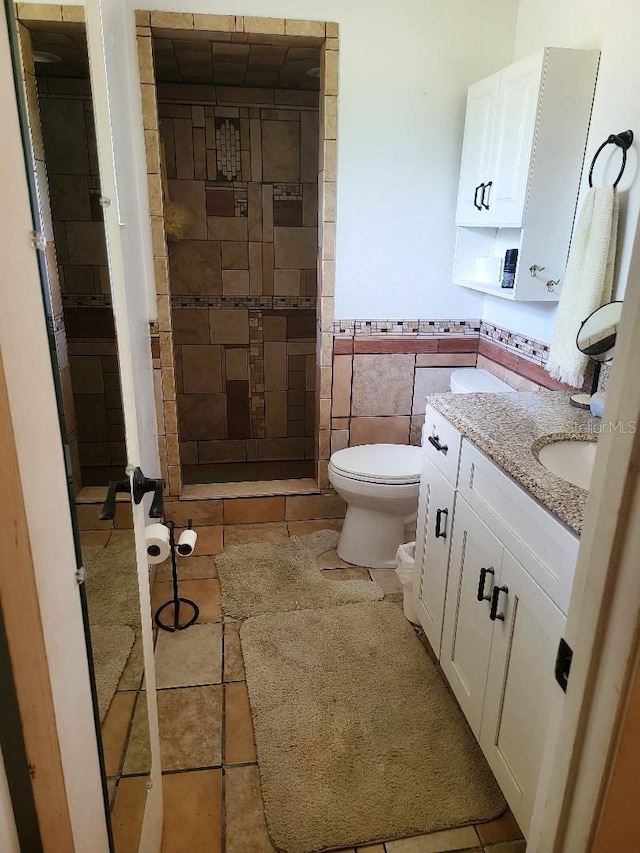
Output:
[{"xmin": 570, "ymin": 300, "xmax": 623, "ymax": 409}]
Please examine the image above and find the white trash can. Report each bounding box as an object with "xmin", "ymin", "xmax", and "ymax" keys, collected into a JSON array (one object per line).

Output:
[{"xmin": 395, "ymin": 542, "xmax": 419, "ymax": 624}]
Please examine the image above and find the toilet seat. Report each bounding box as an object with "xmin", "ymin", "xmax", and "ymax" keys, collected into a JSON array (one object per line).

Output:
[{"xmin": 329, "ymin": 444, "xmax": 422, "ymax": 485}]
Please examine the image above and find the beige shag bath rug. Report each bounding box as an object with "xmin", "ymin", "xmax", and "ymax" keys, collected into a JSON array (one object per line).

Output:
[
  {"xmin": 216, "ymin": 530, "xmax": 383, "ymax": 619},
  {"xmin": 241, "ymin": 601, "xmax": 506, "ymax": 853},
  {"xmin": 83, "ymin": 539, "xmax": 142, "ymax": 720}
]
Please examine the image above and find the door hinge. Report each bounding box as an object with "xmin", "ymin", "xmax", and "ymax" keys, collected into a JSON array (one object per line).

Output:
[
  {"xmin": 75, "ymin": 565, "xmax": 86, "ymax": 586},
  {"xmin": 145, "ymin": 779, "xmax": 153, "ymax": 791},
  {"xmin": 30, "ymin": 230, "xmax": 46, "ymax": 251},
  {"xmin": 555, "ymin": 637, "xmax": 573, "ymax": 692},
  {"xmin": 99, "ymin": 196, "xmax": 111, "ymax": 208}
]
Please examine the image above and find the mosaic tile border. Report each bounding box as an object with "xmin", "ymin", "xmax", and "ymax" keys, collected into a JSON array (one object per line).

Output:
[
  {"xmin": 333, "ymin": 319, "xmax": 552, "ymax": 368},
  {"xmin": 171, "ymin": 296, "xmax": 317, "ymax": 311},
  {"xmin": 479, "ymin": 321, "xmax": 550, "ymax": 366},
  {"xmin": 333, "ymin": 319, "xmax": 481, "ymax": 337},
  {"xmin": 63, "ymin": 295, "xmax": 113, "ymax": 309}
]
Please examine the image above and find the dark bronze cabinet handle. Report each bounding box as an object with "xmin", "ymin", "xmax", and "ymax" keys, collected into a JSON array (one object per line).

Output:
[
  {"xmin": 481, "ymin": 180, "xmax": 492, "ymax": 210},
  {"xmin": 435, "ymin": 508, "xmax": 449, "ymax": 539},
  {"xmin": 473, "ymin": 183, "xmax": 484, "ymax": 210},
  {"xmin": 477, "ymin": 566, "xmax": 495, "ymax": 602},
  {"xmin": 428, "ymin": 434, "xmax": 448, "ymax": 454},
  {"xmin": 490, "ymin": 584, "xmax": 509, "ymax": 621}
]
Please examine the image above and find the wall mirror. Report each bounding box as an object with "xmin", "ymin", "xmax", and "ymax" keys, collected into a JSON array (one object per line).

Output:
[{"xmin": 576, "ymin": 300, "xmax": 623, "ymax": 361}]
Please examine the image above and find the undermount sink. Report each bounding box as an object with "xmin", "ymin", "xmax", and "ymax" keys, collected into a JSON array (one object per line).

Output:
[{"xmin": 537, "ymin": 440, "xmax": 597, "ymax": 491}]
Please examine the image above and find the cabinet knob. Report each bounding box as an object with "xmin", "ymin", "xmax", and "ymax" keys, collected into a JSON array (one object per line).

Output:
[{"xmin": 477, "ymin": 566, "xmax": 495, "ymax": 602}]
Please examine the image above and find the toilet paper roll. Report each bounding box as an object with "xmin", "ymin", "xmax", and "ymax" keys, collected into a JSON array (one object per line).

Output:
[
  {"xmin": 475, "ymin": 256, "xmax": 502, "ymax": 284},
  {"xmin": 145, "ymin": 523, "xmax": 171, "ymax": 564},
  {"xmin": 177, "ymin": 528, "xmax": 198, "ymax": 557}
]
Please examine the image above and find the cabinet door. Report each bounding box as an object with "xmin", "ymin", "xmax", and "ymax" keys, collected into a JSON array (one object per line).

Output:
[
  {"xmin": 484, "ymin": 51, "xmax": 544, "ymax": 227},
  {"xmin": 414, "ymin": 457, "xmax": 455, "ymax": 658},
  {"xmin": 479, "ymin": 550, "xmax": 565, "ymax": 835},
  {"xmin": 441, "ymin": 496, "xmax": 503, "ymax": 737},
  {"xmin": 455, "ymin": 72, "xmax": 500, "ymax": 226}
]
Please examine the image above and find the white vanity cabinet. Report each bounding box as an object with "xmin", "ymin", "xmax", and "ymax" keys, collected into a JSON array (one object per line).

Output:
[
  {"xmin": 414, "ymin": 456, "xmax": 455, "ymax": 656},
  {"xmin": 415, "ymin": 405, "xmax": 579, "ymax": 835},
  {"xmin": 453, "ymin": 47, "xmax": 599, "ymax": 301}
]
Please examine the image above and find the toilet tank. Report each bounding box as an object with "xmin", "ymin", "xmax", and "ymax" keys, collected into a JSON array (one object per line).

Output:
[{"xmin": 450, "ymin": 368, "xmax": 516, "ymax": 393}]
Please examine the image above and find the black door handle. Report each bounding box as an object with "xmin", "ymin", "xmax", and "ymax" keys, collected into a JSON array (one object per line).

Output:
[
  {"xmin": 490, "ymin": 584, "xmax": 509, "ymax": 621},
  {"xmin": 435, "ymin": 508, "xmax": 448, "ymax": 539},
  {"xmin": 473, "ymin": 183, "xmax": 484, "ymax": 210},
  {"xmin": 100, "ymin": 468, "xmax": 165, "ymax": 520},
  {"xmin": 481, "ymin": 180, "xmax": 492, "ymax": 210},
  {"xmin": 477, "ymin": 566, "xmax": 495, "ymax": 602},
  {"xmin": 427, "ymin": 434, "xmax": 448, "ymax": 454},
  {"xmin": 132, "ymin": 467, "xmax": 165, "ymax": 518},
  {"xmin": 99, "ymin": 478, "xmax": 130, "ymax": 520}
]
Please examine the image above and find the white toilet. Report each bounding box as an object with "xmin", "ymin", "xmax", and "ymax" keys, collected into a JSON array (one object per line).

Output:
[
  {"xmin": 329, "ymin": 443, "xmax": 422, "ymax": 569},
  {"xmin": 329, "ymin": 367, "xmax": 517, "ymax": 568}
]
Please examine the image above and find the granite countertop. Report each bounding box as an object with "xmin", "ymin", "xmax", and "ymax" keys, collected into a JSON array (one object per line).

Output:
[{"xmin": 425, "ymin": 391, "xmax": 601, "ymax": 535}]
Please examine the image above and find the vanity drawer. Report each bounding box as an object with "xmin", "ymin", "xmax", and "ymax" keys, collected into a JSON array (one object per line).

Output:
[
  {"xmin": 458, "ymin": 439, "xmax": 579, "ymax": 614},
  {"xmin": 422, "ymin": 405, "xmax": 462, "ymax": 488}
]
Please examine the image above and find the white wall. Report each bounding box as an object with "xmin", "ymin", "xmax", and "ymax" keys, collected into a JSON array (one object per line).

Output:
[
  {"xmin": 111, "ymin": 0, "xmax": 517, "ymax": 321},
  {"xmin": 482, "ymin": 0, "xmax": 640, "ymax": 342}
]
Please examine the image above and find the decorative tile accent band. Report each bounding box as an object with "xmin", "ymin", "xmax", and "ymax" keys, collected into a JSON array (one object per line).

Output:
[
  {"xmin": 171, "ymin": 296, "xmax": 317, "ymax": 310},
  {"xmin": 333, "ymin": 319, "xmax": 481, "ymax": 337},
  {"xmin": 63, "ymin": 294, "xmax": 113, "ymax": 309},
  {"xmin": 333, "ymin": 318, "xmax": 552, "ymax": 369},
  {"xmin": 479, "ymin": 321, "xmax": 550, "ymax": 366}
]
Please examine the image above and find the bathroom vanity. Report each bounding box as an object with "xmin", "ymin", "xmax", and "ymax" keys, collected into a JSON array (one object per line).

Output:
[{"xmin": 414, "ymin": 392, "xmax": 598, "ymax": 835}]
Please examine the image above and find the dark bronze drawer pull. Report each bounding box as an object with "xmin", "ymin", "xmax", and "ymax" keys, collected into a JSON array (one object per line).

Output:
[
  {"xmin": 428, "ymin": 434, "xmax": 448, "ymax": 454},
  {"xmin": 477, "ymin": 566, "xmax": 495, "ymax": 602}
]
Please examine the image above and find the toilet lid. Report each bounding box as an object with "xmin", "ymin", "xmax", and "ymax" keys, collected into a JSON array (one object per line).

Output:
[{"xmin": 330, "ymin": 444, "xmax": 422, "ymax": 484}]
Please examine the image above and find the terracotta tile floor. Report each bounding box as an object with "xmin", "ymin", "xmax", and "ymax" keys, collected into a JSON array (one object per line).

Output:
[{"xmin": 86, "ymin": 523, "xmax": 525, "ymax": 852}]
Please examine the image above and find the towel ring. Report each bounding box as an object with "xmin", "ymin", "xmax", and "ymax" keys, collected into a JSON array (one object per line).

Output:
[{"xmin": 588, "ymin": 130, "xmax": 634, "ymax": 188}]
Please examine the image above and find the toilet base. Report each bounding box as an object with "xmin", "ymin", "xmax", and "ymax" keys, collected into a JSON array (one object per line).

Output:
[{"xmin": 337, "ymin": 505, "xmax": 409, "ymax": 569}]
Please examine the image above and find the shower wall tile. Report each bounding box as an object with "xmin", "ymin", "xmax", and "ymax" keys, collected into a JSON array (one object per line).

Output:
[
  {"xmin": 168, "ymin": 241, "xmax": 222, "ymax": 295},
  {"xmin": 182, "ymin": 345, "xmax": 223, "ymax": 394},
  {"xmin": 151, "ymin": 77, "xmax": 321, "ymax": 485}
]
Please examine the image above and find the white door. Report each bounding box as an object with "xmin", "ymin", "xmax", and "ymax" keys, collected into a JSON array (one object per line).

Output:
[
  {"xmin": 85, "ymin": 1, "xmax": 163, "ymax": 849},
  {"xmin": 455, "ymin": 71, "xmax": 500, "ymax": 226},
  {"xmin": 484, "ymin": 51, "xmax": 544, "ymax": 227},
  {"xmin": 441, "ymin": 496, "xmax": 503, "ymax": 736},
  {"xmin": 480, "ymin": 550, "xmax": 565, "ymax": 835},
  {"xmin": 415, "ymin": 457, "xmax": 455, "ymax": 657}
]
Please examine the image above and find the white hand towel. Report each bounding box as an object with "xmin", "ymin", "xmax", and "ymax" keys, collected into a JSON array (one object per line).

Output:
[{"xmin": 546, "ymin": 186, "xmax": 619, "ymax": 387}]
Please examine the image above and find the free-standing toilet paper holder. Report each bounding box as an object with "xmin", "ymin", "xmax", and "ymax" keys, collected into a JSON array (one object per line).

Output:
[{"xmin": 153, "ymin": 520, "xmax": 200, "ymax": 632}]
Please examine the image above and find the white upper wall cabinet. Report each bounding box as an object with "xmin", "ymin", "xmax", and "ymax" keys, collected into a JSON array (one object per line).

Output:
[
  {"xmin": 484, "ymin": 53, "xmax": 544, "ymax": 227},
  {"xmin": 453, "ymin": 47, "xmax": 600, "ymax": 301},
  {"xmin": 455, "ymin": 72, "xmax": 500, "ymax": 226}
]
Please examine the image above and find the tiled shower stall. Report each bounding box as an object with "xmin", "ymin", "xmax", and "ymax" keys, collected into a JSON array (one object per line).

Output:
[
  {"xmin": 158, "ymin": 85, "xmax": 320, "ymax": 483},
  {"xmin": 137, "ymin": 14, "xmax": 341, "ymax": 493}
]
